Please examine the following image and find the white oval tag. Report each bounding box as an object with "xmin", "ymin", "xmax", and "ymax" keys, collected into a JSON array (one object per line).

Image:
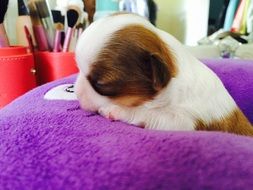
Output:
[{"xmin": 44, "ymin": 84, "xmax": 77, "ymax": 100}]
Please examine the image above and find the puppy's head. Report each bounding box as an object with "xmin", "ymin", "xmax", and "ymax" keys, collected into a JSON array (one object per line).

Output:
[{"xmin": 75, "ymin": 14, "xmax": 177, "ymax": 111}]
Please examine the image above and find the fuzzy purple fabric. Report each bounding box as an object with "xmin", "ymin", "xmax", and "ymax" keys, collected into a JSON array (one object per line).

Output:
[{"xmin": 0, "ymin": 59, "xmax": 253, "ymax": 190}]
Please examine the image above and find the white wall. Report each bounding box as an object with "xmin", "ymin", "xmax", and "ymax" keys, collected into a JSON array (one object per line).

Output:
[
  {"xmin": 4, "ymin": 0, "xmax": 18, "ymax": 45},
  {"xmin": 155, "ymin": 0, "xmax": 210, "ymax": 45},
  {"xmin": 184, "ymin": 0, "xmax": 210, "ymax": 45}
]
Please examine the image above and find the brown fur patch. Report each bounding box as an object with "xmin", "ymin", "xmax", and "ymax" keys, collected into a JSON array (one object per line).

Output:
[
  {"xmin": 110, "ymin": 12, "xmax": 133, "ymax": 17},
  {"xmin": 195, "ymin": 108, "xmax": 253, "ymax": 137},
  {"xmin": 113, "ymin": 96, "xmax": 148, "ymax": 107},
  {"xmin": 83, "ymin": 0, "xmax": 95, "ymax": 23},
  {"xmin": 87, "ymin": 24, "xmax": 177, "ymax": 107}
]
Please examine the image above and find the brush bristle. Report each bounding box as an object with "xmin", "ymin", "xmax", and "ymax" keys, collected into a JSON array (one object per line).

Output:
[
  {"xmin": 67, "ymin": 9, "xmax": 79, "ymax": 28},
  {"xmin": 76, "ymin": 22, "xmax": 84, "ymax": 29},
  {"xmin": 35, "ymin": 0, "xmax": 50, "ymax": 18},
  {"xmin": 55, "ymin": 23, "xmax": 64, "ymax": 31},
  {"xmin": 0, "ymin": 0, "xmax": 9, "ymax": 23},
  {"xmin": 52, "ymin": 10, "xmax": 65, "ymax": 24},
  {"xmin": 27, "ymin": 1, "xmax": 41, "ymax": 25},
  {"xmin": 18, "ymin": 0, "xmax": 29, "ymax": 16}
]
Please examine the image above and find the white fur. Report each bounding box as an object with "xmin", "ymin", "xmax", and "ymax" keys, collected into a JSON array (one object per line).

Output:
[
  {"xmin": 75, "ymin": 72, "xmax": 111, "ymax": 112},
  {"xmin": 75, "ymin": 14, "xmax": 237, "ymax": 131}
]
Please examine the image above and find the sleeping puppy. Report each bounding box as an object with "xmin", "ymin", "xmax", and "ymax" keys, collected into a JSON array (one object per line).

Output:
[{"xmin": 74, "ymin": 13, "xmax": 253, "ymax": 136}]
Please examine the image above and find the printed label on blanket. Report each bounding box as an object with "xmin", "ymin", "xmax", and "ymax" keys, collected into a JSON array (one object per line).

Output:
[{"xmin": 44, "ymin": 84, "xmax": 77, "ymax": 100}]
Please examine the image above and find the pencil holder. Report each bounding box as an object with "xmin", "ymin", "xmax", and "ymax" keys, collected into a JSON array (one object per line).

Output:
[
  {"xmin": 0, "ymin": 46, "xmax": 27, "ymax": 56},
  {"xmin": 34, "ymin": 51, "xmax": 79, "ymax": 85},
  {"xmin": 0, "ymin": 46, "xmax": 36, "ymax": 108}
]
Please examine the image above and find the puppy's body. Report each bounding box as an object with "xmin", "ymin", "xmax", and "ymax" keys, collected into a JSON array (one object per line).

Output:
[{"xmin": 75, "ymin": 13, "xmax": 253, "ymax": 136}]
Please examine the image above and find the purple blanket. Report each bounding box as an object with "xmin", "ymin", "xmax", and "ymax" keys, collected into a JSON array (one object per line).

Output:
[{"xmin": 0, "ymin": 59, "xmax": 253, "ymax": 190}]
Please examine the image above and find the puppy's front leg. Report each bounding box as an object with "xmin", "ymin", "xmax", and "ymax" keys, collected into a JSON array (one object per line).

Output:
[
  {"xmin": 98, "ymin": 105, "xmax": 194, "ymax": 131},
  {"xmin": 98, "ymin": 105, "xmax": 142, "ymax": 126},
  {"xmin": 143, "ymin": 111, "xmax": 195, "ymax": 131}
]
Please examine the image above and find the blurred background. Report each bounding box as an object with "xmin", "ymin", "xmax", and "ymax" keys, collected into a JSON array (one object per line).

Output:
[
  {"xmin": 3, "ymin": 0, "xmax": 253, "ymax": 47},
  {"xmin": 4, "ymin": 0, "xmax": 210, "ymax": 46}
]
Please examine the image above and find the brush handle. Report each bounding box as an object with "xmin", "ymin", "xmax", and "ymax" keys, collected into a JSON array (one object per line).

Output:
[
  {"xmin": 0, "ymin": 23, "xmax": 9, "ymax": 47},
  {"xmin": 77, "ymin": 28, "xmax": 83, "ymax": 39},
  {"xmin": 62, "ymin": 27, "xmax": 73, "ymax": 52},
  {"xmin": 16, "ymin": 16, "xmax": 36, "ymax": 47},
  {"xmin": 53, "ymin": 30, "xmax": 62, "ymax": 52},
  {"xmin": 41, "ymin": 17, "xmax": 55, "ymax": 50},
  {"xmin": 33, "ymin": 25, "xmax": 49, "ymax": 51},
  {"xmin": 24, "ymin": 26, "xmax": 34, "ymax": 53}
]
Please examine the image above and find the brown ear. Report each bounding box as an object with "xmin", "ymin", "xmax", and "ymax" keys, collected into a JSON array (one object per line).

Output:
[{"xmin": 149, "ymin": 54, "xmax": 170, "ymax": 91}]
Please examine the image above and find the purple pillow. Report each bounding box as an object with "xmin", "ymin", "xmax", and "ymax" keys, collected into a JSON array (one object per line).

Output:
[{"xmin": 0, "ymin": 59, "xmax": 252, "ymax": 190}]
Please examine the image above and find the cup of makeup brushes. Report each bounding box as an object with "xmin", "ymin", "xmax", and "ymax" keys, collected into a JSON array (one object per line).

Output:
[
  {"xmin": 0, "ymin": 46, "xmax": 36, "ymax": 108},
  {"xmin": 34, "ymin": 51, "xmax": 79, "ymax": 85}
]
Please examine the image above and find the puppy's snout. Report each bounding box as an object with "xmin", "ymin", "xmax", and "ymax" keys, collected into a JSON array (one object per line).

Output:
[
  {"xmin": 76, "ymin": 91, "xmax": 99, "ymax": 112},
  {"xmin": 75, "ymin": 73, "xmax": 112, "ymax": 113}
]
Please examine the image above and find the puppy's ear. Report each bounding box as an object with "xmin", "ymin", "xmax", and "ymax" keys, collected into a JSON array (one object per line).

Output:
[{"xmin": 149, "ymin": 53, "xmax": 170, "ymax": 91}]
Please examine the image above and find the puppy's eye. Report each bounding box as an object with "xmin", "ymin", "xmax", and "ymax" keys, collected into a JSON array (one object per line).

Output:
[
  {"xmin": 94, "ymin": 80, "xmax": 106, "ymax": 88},
  {"xmin": 89, "ymin": 78, "xmax": 107, "ymax": 90},
  {"xmin": 97, "ymin": 80, "xmax": 106, "ymax": 85},
  {"xmin": 87, "ymin": 75, "xmax": 105, "ymax": 87},
  {"xmin": 87, "ymin": 76, "xmax": 120, "ymax": 97}
]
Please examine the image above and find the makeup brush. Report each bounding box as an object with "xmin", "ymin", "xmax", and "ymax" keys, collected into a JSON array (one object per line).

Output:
[
  {"xmin": 52, "ymin": 10, "xmax": 65, "ymax": 25},
  {"xmin": 16, "ymin": 0, "xmax": 36, "ymax": 47},
  {"xmin": 77, "ymin": 13, "xmax": 87, "ymax": 36},
  {"xmin": 52, "ymin": 10, "xmax": 65, "ymax": 52},
  {"xmin": 69, "ymin": 29, "xmax": 78, "ymax": 52},
  {"xmin": 34, "ymin": 0, "xmax": 55, "ymax": 50},
  {"xmin": 0, "ymin": 0, "xmax": 10, "ymax": 47},
  {"xmin": 76, "ymin": 22, "xmax": 85, "ymax": 39},
  {"xmin": 27, "ymin": 0, "xmax": 49, "ymax": 51},
  {"xmin": 62, "ymin": 0, "xmax": 84, "ymax": 52},
  {"xmin": 24, "ymin": 25, "xmax": 34, "ymax": 53}
]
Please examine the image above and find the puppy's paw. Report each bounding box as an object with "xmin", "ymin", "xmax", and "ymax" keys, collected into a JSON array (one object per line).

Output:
[{"xmin": 98, "ymin": 105, "xmax": 123, "ymax": 121}]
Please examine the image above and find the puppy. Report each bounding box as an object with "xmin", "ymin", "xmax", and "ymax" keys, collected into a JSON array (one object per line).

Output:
[{"xmin": 75, "ymin": 13, "xmax": 253, "ymax": 136}]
